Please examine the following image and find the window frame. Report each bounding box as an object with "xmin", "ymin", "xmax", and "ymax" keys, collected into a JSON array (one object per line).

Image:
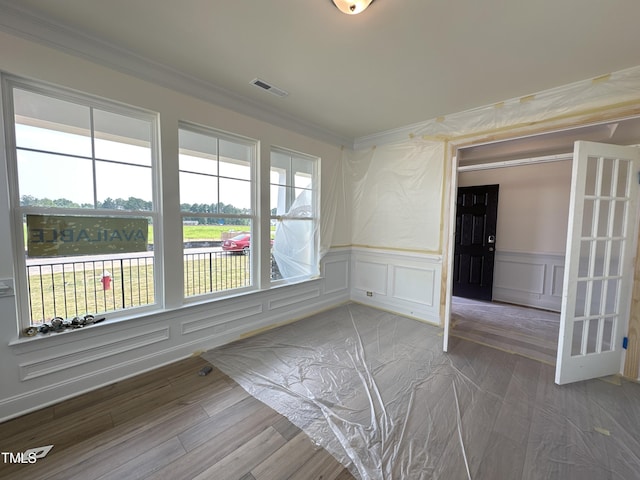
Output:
[
  {"xmin": 270, "ymin": 146, "xmax": 320, "ymax": 285},
  {"xmin": 2, "ymin": 74, "xmax": 163, "ymax": 332},
  {"xmin": 178, "ymin": 121, "xmax": 258, "ymax": 301}
]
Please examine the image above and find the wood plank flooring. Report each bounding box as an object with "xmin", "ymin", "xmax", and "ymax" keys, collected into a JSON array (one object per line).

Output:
[
  {"xmin": 3, "ymin": 303, "xmax": 639, "ymax": 480},
  {"xmin": 0, "ymin": 356, "xmax": 355, "ymax": 480},
  {"xmin": 203, "ymin": 303, "xmax": 640, "ymax": 479},
  {"xmin": 451, "ymin": 296, "xmax": 560, "ymax": 365}
]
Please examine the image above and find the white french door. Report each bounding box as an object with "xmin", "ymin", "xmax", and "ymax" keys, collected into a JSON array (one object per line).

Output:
[{"xmin": 556, "ymin": 141, "xmax": 640, "ymax": 384}]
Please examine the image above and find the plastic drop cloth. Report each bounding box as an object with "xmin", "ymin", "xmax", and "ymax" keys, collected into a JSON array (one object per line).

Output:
[
  {"xmin": 344, "ymin": 65, "xmax": 640, "ymax": 253},
  {"xmin": 203, "ymin": 303, "xmax": 640, "ymax": 480},
  {"xmin": 272, "ymin": 189, "xmax": 319, "ymax": 280}
]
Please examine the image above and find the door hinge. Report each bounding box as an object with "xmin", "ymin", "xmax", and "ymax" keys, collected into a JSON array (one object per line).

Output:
[{"xmin": 622, "ymin": 336, "xmax": 628, "ymax": 349}]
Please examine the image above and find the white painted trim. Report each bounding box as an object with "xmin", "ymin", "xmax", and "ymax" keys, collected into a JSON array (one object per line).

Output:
[
  {"xmin": 0, "ymin": 249, "xmax": 350, "ymax": 422},
  {"xmin": 457, "ymin": 152, "xmax": 572, "ymax": 172},
  {"xmin": 350, "ymin": 248, "xmax": 442, "ymax": 324},
  {"xmin": 443, "ymin": 154, "xmax": 459, "ymax": 351}
]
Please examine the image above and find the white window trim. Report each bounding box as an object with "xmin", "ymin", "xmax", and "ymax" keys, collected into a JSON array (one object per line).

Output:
[
  {"xmin": 270, "ymin": 146, "xmax": 320, "ymax": 286},
  {"xmin": 2, "ymin": 74, "xmax": 163, "ymax": 332},
  {"xmin": 178, "ymin": 121, "xmax": 258, "ymax": 301}
]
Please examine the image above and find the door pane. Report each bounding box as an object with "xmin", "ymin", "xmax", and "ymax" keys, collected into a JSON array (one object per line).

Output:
[
  {"xmin": 601, "ymin": 159, "xmax": 614, "ymax": 197},
  {"xmin": 581, "ymin": 199, "xmax": 595, "ymax": 237},
  {"xmin": 578, "ymin": 241, "xmax": 592, "ymax": 277},
  {"xmin": 612, "ymin": 201, "xmax": 626, "ymax": 237},
  {"xmin": 571, "ymin": 320, "xmax": 584, "ymax": 356},
  {"xmin": 615, "ymin": 160, "xmax": 630, "ymax": 198},
  {"xmin": 605, "ymin": 279, "xmax": 619, "ymax": 314},
  {"xmin": 586, "ymin": 318, "xmax": 599, "ymax": 354},
  {"xmin": 602, "ymin": 318, "xmax": 614, "ymax": 352},
  {"xmin": 597, "ymin": 200, "xmax": 611, "ymax": 237},
  {"xmin": 584, "ymin": 156, "xmax": 599, "ymax": 196},
  {"xmin": 575, "ymin": 281, "xmax": 587, "ymax": 317},
  {"xmin": 590, "ymin": 279, "xmax": 603, "ymax": 316},
  {"xmin": 593, "ymin": 240, "xmax": 607, "ymax": 277}
]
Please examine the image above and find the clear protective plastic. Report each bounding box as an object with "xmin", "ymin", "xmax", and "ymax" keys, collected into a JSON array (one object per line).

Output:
[
  {"xmin": 203, "ymin": 303, "xmax": 640, "ymax": 479},
  {"xmin": 344, "ymin": 66, "xmax": 640, "ymax": 253},
  {"xmin": 272, "ymin": 189, "xmax": 319, "ymax": 280}
]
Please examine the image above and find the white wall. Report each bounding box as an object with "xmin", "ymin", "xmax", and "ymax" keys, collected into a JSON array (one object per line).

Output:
[
  {"xmin": 458, "ymin": 160, "xmax": 572, "ymax": 254},
  {"xmin": 0, "ymin": 31, "xmax": 351, "ymax": 421}
]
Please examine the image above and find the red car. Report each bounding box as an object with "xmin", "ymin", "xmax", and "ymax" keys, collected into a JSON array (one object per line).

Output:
[{"xmin": 222, "ymin": 233, "xmax": 251, "ymax": 254}]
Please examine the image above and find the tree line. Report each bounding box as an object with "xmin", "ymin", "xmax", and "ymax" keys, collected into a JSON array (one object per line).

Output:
[{"xmin": 20, "ymin": 195, "xmax": 256, "ymax": 226}]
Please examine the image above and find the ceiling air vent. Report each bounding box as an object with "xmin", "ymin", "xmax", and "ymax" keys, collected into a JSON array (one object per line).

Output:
[{"xmin": 250, "ymin": 78, "xmax": 288, "ymax": 98}]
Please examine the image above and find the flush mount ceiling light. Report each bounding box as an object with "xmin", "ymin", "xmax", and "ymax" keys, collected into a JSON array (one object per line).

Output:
[{"xmin": 331, "ymin": 0, "xmax": 375, "ymax": 15}]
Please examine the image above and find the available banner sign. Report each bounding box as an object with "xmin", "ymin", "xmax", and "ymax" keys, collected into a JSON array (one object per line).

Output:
[{"xmin": 27, "ymin": 215, "xmax": 149, "ymax": 257}]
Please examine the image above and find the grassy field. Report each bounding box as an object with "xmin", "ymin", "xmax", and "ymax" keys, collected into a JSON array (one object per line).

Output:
[
  {"xmin": 24, "ymin": 222, "xmax": 272, "ymax": 324},
  {"xmin": 28, "ymin": 252, "xmax": 252, "ymax": 323}
]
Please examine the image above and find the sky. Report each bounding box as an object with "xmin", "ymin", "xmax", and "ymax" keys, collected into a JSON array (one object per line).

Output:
[{"xmin": 16, "ymin": 124, "xmax": 268, "ymax": 211}]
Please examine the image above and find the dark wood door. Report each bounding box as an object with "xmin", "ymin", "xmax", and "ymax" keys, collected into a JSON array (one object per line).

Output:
[{"xmin": 453, "ymin": 184, "xmax": 499, "ymax": 301}]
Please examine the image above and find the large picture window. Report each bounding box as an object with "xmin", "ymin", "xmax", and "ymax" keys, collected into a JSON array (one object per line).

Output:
[
  {"xmin": 270, "ymin": 148, "xmax": 319, "ymax": 282},
  {"xmin": 2, "ymin": 75, "xmax": 321, "ymax": 336},
  {"xmin": 4, "ymin": 77, "xmax": 160, "ymax": 330},
  {"xmin": 179, "ymin": 124, "xmax": 256, "ymax": 298}
]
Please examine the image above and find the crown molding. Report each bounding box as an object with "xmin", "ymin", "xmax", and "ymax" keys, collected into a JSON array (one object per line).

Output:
[{"xmin": 0, "ymin": 1, "xmax": 353, "ymax": 148}]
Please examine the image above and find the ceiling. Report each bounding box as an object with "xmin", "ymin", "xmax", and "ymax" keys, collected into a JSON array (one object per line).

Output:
[{"xmin": 1, "ymin": 0, "xmax": 640, "ymax": 146}]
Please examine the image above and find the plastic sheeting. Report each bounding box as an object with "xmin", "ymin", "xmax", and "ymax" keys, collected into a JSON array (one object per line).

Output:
[
  {"xmin": 345, "ymin": 65, "xmax": 640, "ymax": 253},
  {"xmin": 349, "ymin": 141, "xmax": 445, "ymax": 252},
  {"xmin": 272, "ymin": 189, "xmax": 319, "ymax": 280},
  {"xmin": 203, "ymin": 303, "xmax": 640, "ymax": 480}
]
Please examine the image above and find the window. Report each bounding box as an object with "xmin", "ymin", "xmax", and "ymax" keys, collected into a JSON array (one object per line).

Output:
[
  {"xmin": 4, "ymin": 77, "xmax": 160, "ymax": 330},
  {"xmin": 270, "ymin": 148, "xmax": 319, "ymax": 282},
  {"xmin": 179, "ymin": 124, "xmax": 256, "ymax": 298}
]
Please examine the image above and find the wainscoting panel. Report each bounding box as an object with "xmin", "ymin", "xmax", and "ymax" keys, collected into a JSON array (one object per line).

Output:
[
  {"xmin": 492, "ymin": 251, "xmax": 564, "ymax": 312},
  {"xmin": 392, "ymin": 266, "xmax": 435, "ymax": 306},
  {"xmin": 181, "ymin": 302, "xmax": 264, "ymax": 335},
  {"xmin": 1, "ymin": 248, "xmax": 351, "ymax": 422},
  {"xmin": 19, "ymin": 326, "xmax": 170, "ymax": 381},
  {"xmin": 353, "ymin": 261, "xmax": 388, "ymax": 295},
  {"xmin": 351, "ymin": 248, "xmax": 442, "ymax": 324},
  {"xmin": 323, "ymin": 256, "xmax": 349, "ymax": 295}
]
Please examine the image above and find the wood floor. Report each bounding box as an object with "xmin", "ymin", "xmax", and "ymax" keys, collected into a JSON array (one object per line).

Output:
[
  {"xmin": 0, "ymin": 356, "xmax": 355, "ymax": 480},
  {"xmin": 451, "ymin": 296, "xmax": 560, "ymax": 365},
  {"xmin": 203, "ymin": 303, "xmax": 640, "ymax": 479},
  {"xmin": 3, "ymin": 303, "xmax": 639, "ymax": 480}
]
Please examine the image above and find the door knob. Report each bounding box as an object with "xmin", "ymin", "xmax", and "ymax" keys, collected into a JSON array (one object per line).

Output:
[{"xmin": 488, "ymin": 235, "xmax": 496, "ymax": 244}]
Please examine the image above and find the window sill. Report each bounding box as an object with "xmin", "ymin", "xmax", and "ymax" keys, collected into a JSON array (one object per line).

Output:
[{"xmin": 9, "ymin": 275, "xmax": 324, "ymax": 348}]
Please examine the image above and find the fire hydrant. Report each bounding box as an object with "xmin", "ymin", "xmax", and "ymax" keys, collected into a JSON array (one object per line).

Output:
[{"xmin": 101, "ymin": 271, "xmax": 112, "ymax": 291}]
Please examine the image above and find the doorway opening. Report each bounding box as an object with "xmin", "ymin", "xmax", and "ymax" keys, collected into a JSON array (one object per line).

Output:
[{"xmin": 445, "ymin": 116, "xmax": 640, "ymax": 380}]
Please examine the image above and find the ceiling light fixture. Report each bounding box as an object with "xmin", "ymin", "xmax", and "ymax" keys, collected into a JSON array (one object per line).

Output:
[{"xmin": 331, "ymin": 0, "xmax": 375, "ymax": 15}]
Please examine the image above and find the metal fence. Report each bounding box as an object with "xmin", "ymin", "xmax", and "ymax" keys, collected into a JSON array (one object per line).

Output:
[
  {"xmin": 27, "ymin": 254, "xmax": 155, "ymax": 324},
  {"xmin": 184, "ymin": 250, "xmax": 251, "ymax": 296},
  {"xmin": 26, "ymin": 249, "xmax": 278, "ymax": 324}
]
